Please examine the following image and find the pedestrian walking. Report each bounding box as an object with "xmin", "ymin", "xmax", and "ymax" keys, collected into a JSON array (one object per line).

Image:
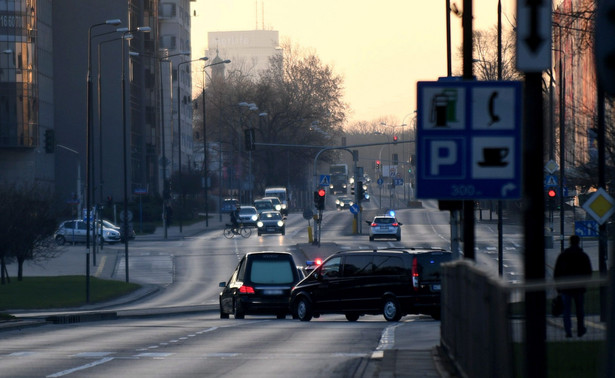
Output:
[{"xmin": 554, "ymin": 235, "xmax": 593, "ymax": 337}]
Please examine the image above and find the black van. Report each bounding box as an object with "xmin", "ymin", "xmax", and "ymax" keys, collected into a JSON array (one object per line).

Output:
[
  {"xmin": 290, "ymin": 249, "xmax": 451, "ymax": 322},
  {"xmin": 219, "ymin": 251, "xmax": 300, "ymax": 319}
]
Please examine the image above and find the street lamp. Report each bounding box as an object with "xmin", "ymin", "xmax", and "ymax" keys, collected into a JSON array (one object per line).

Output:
[
  {"xmin": 86, "ymin": 19, "xmax": 121, "ymax": 254},
  {"xmin": 201, "ymin": 59, "xmax": 231, "ymax": 226},
  {"xmin": 159, "ymin": 51, "xmax": 190, "ymax": 238},
  {"xmin": 176, "ymin": 57, "xmax": 208, "ymax": 235},
  {"xmin": 121, "ymin": 26, "xmax": 150, "ymax": 283}
]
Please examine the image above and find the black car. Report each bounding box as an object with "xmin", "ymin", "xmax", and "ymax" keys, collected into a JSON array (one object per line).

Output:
[
  {"xmin": 290, "ymin": 248, "xmax": 452, "ymax": 322},
  {"xmin": 219, "ymin": 251, "xmax": 300, "ymax": 319}
]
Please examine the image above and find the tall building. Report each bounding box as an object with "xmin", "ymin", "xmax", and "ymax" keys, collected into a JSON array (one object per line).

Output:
[
  {"xmin": 207, "ymin": 30, "xmax": 281, "ymax": 78},
  {"xmin": 52, "ymin": 0, "xmax": 159, "ymax": 210},
  {"xmin": 0, "ymin": 0, "xmax": 54, "ymax": 190}
]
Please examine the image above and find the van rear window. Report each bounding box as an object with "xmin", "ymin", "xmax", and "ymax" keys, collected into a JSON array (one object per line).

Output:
[
  {"xmin": 415, "ymin": 254, "xmax": 451, "ymax": 281},
  {"xmin": 250, "ymin": 260, "xmax": 295, "ymax": 284},
  {"xmin": 373, "ymin": 256, "xmax": 405, "ymax": 275}
]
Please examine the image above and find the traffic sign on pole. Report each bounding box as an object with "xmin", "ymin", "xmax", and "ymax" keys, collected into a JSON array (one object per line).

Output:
[{"xmin": 516, "ymin": 0, "xmax": 552, "ymax": 72}]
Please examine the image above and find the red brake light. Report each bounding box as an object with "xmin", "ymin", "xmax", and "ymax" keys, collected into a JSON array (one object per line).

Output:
[
  {"xmin": 411, "ymin": 257, "xmax": 419, "ymax": 291},
  {"xmin": 392, "ymin": 222, "xmax": 399, "ymax": 227},
  {"xmin": 239, "ymin": 285, "xmax": 255, "ymax": 294},
  {"xmin": 371, "ymin": 222, "xmax": 377, "ymax": 227}
]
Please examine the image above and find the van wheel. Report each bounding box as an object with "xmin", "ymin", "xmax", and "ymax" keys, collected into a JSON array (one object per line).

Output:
[
  {"xmin": 345, "ymin": 313, "xmax": 360, "ymax": 322},
  {"xmin": 383, "ymin": 297, "xmax": 402, "ymax": 322},
  {"xmin": 295, "ymin": 297, "xmax": 313, "ymax": 321}
]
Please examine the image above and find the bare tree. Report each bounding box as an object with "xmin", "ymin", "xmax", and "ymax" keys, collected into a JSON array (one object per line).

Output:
[{"xmin": 0, "ymin": 184, "xmax": 58, "ymax": 283}]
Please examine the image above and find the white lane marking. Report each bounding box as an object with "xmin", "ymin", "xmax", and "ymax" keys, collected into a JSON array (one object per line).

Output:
[{"xmin": 47, "ymin": 357, "xmax": 114, "ymax": 377}]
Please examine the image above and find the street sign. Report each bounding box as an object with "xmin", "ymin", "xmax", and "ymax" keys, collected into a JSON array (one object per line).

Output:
[
  {"xmin": 319, "ymin": 174, "xmax": 330, "ymax": 187},
  {"xmin": 516, "ymin": 0, "xmax": 551, "ymax": 72},
  {"xmin": 377, "ymin": 178, "xmax": 384, "ymax": 186},
  {"xmin": 394, "ymin": 178, "xmax": 404, "ymax": 186},
  {"xmin": 544, "ymin": 175, "xmax": 557, "ymax": 187},
  {"xmin": 350, "ymin": 204, "xmax": 359, "ymax": 214},
  {"xmin": 544, "ymin": 160, "xmax": 558, "ymax": 174},
  {"xmin": 575, "ymin": 220, "xmax": 599, "ymax": 238},
  {"xmin": 416, "ymin": 80, "xmax": 523, "ymax": 200},
  {"xmin": 582, "ymin": 188, "xmax": 615, "ymax": 225}
]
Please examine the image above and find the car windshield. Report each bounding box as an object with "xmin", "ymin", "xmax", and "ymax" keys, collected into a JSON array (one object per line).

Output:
[
  {"xmin": 250, "ymin": 260, "xmax": 294, "ymax": 284},
  {"xmin": 240, "ymin": 208, "xmax": 256, "ymax": 215},
  {"xmin": 254, "ymin": 201, "xmax": 272, "ymax": 210},
  {"xmin": 261, "ymin": 212, "xmax": 281, "ymax": 220}
]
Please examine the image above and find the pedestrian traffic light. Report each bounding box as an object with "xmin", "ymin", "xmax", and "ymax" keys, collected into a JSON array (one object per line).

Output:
[
  {"xmin": 314, "ymin": 188, "xmax": 326, "ymax": 210},
  {"xmin": 44, "ymin": 129, "xmax": 55, "ymax": 153}
]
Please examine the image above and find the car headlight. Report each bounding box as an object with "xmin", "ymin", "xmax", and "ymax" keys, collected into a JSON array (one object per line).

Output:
[
  {"xmin": 257, "ymin": 221, "xmax": 264, "ymax": 228},
  {"xmin": 329, "ymin": 184, "xmax": 334, "ymax": 189},
  {"xmin": 251, "ymin": 215, "xmax": 258, "ymax": 221},
  {"xmin": 281, "ymin": 204, "xmax": 287, "ymax": 209},
  {"xmin": 275, "ymin": 204, "xmax": 281, "ymax": 211},
  {"xmin": 335, "ymin": 199, "xmax": 340, "ymax": 205},
  {"xmin": 277, "ymin": 220, "xmax": 284, "ymax": 227}
]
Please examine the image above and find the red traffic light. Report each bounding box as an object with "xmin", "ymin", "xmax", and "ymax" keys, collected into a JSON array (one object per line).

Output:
[
  {"xmin": 547, "ymin": 189, "xmax": 557, "ymax": 197},
  {"xmin": 317, "ymin": 188, "xmax": 326, "ymax": 197},
  {"xmin": 393, "ymin": 135, "xmax": 398, "ymax": 142}
]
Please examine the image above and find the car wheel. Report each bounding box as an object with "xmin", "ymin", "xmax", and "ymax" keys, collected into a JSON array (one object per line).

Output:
[
  {"xmin": 383, "ymin": 297, "xmax": 402, "ymax": 322},
  {"xmin": 396, "ymin": 235, "xmax": 401, "ymax": 241},
  {"xmin": 345, "ymin": 313, "xmax": 360, "ymax": 322},
  {"xmin": 55, "ymin": 235, "xmax": 66, "ymax": 246},
  {"xmin": 281, "ymin": 228, "xmax": 285, "ymax": 235},
  {"xmin": 233, "ymin": 301, "xmax": 245, "ymax": 319},
  {"xmin": 220, "ymin": 308, "xmax": 229, "ymax": 319},
  {"xmin": 257, "ymin": 231, "xmax": 262, "ymax": 236},
  {"xmin": 295, "ymin": 297, "xmax": 313, "ymax": 322},
  {"xmin": 369, "ymin": 236, "xmax": 374, "ymax": 241}
]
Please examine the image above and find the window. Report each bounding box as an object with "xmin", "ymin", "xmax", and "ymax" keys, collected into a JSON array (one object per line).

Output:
[
  {"xmin": 373, "ymin": 256, "xmax": 405, "ymax": 275},
  {"xmin": 321, "ymin": 256, "xmax": 341, "ymax": 278},
  {"xmin": 160, "ymin": 35, "xmax": 176, "ymax": 50},
  {"xmin": 343, "ymin": 255, "xmax": 373, "ymax": 277},
  {"xmin": 250, "ymin": 259, "xmax": 294, "ymax": 284},
  {"xmin": 160, "ymin": 3, "xmax": 177, "ymax": 18}
]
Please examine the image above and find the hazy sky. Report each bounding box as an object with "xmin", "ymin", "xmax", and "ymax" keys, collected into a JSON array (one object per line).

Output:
[{"xmin": 190, "ymin": 1, "xmax": 517, "ymax": 125}]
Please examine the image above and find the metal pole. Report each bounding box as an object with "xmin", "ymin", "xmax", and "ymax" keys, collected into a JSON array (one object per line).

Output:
[
  {"xmin": 202, "ymin": 69, "xmax": 209, "ymax": 227},
  {"xmin": 462, "ymin": 0, "xmax": 475, "ymax": 260},
  {"xmin": 160, "ymin": 59, "xmax": 169, "ymax": 238},
  {"xmin": 121, "ymin": 32, "xmax": 130, "ymax": 283}
]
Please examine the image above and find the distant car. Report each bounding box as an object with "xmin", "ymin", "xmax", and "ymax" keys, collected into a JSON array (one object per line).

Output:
[
  {"xmin": 366, "ymin": 215, "xmax": 402, "ymax": 241},
  {"xmin": 253, "ymin": 198, "xmax": 275, "ymax": 214},
  {"xmin": 262, "ymin": 196, "xmax": 284, "ymax": 214},
  {"xmin": 335, "ymin": 196, "xmax": 354, "ymax": 210},
  {"xmin": 96, "ymin": 219, "xmax": 135, "ymax": 241},
  {"xmin": 238, "ymin": 205, "xmax": 259, "ymax": 227},
  {"xmin": 221, "ymin": 198, "xmax": 240, "ymax": 213},
  {"xmin": 219, "ymin": 251, "xmax": 301, "ymax": 319},
  {"xmin": 256, "ymin": 211, "xmax": 285, "ymax": 236},
  {"xmin": 54, "ymin": 219, "xmax": 121, "ymax": 245},
  {"xmin": 290, "ymin": 248, "xmax": 452, "ymax": 322}
]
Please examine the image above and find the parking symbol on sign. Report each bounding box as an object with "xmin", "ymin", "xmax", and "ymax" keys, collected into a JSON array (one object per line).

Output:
[{"xmin": 423, "ymin": 138, "xmax": 465, "ymax": 179}]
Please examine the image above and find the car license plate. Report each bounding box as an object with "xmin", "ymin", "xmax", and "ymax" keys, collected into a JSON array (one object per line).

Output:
[
  {"xmin": 263, "ymin": 289, "xmax": 283, "ymax": 295},
  {"xmin": 379, "ymin": 226, "xmax": 388, "ymax": 230},
  {"xmin": 266, "ymin": 227, "xmax": 275, "ymax": 231},
  {"xmin": 431, "ymin": 284, "xmax": 441, "ymax": 291}
]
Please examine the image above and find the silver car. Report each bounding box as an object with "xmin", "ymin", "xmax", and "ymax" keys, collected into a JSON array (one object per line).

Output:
[
  {"xmin": 54, "ymin": 219, "xmax": 121, "ymax": 245},
  {"xmin": 366, "ymin": 215, "xmax": 402, "ymax": 241}
]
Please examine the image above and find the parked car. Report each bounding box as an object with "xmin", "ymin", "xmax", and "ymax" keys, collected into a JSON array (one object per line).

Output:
[
  {"xmin": 366, "ymin": 215, "xmax": 402, "ymax": 241},
  {"xmin": 221, "ymin": 198, "xmax": 240, "ymax": 213},
  {"xmin": 237, "ymin": 206, "xmax": 259, "ymax": 227},
  {"xmin": 290, "ymin": 248, "xmax": 452, "ymax": 322},
  {"xmin": 54, "ymin": 219, "xmax": 121, "ymax": 245},
  {"xmin": 253, "ymin": 198, "xmax": 275, "ymax": 215},
  {"xmin": 256, "ymin": 210, "xmax": 285, "ymax": 236},
  {"xmin": 219, "ymin": 251, "xmax": 301, "ymax": 319},
  {"xmin": 96, "ymin": 219, "xmax": 135, "ymax": 241}
]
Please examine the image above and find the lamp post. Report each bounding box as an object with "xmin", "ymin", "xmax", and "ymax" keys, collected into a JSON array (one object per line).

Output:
[
  {"xmin": 176, "ymin": 57, "xmax": 208, "ymax": 235},
  {"xmin": 86, "ymin": 19, "xmax": 121, "ymax": 256},
  {"xmin": 120, "ymin": 26, "xmax": 150, "ymax": 283},
  {"xmin": 159, "ymin": 51, "xmax": 190, "ymax": 238},
  {"xmin": 201, "ymin": 59, "xmax": 231, "ymax": 226}
]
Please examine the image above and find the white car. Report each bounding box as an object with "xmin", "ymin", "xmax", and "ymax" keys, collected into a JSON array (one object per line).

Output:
[
  {"xmin": 54, "ymin": 219, "xmax": 121, "ymax": 245},
  {"xmin": 366, "ymin": 215, "xmax": 402, "ymax": 241}
]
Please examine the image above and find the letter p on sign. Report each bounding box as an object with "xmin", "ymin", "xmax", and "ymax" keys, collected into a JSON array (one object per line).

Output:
[{"xmin": 430, "ymin": 140, "xmax": 457, "ymax": 175}]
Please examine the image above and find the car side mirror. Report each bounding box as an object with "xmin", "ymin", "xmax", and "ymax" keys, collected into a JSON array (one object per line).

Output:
[
  {"xmin": 365, "ymin": 221, "xmax": 371, "ymax": 225},
  {"xmin": 219, "ymin": 282, "xmax": 226, "ymax": 288},
  {"xmin": 398, "ymin": 222, "xmax": 403, "ymax": 226}
]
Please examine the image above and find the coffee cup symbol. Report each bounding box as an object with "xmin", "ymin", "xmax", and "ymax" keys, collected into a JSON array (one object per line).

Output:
[{"xmin": 479, "ymin": 147, "xmax": 509, "ymax": 167}]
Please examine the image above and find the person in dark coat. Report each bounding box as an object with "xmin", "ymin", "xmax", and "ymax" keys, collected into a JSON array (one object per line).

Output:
[{"xmin": 554, "ymin": 235, "xmax": 593, "ymax": 337}]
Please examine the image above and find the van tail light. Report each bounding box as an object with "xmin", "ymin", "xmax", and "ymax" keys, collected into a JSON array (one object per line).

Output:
[
  {"xmin": 411, "ymin": 257, "xmax": 419, "ymax": 291},
  {"xmin": 239, "ymin": 285, "xmax": 255, "ymax": 294}
]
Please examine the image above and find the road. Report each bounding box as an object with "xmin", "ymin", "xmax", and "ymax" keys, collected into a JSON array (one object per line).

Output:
[{"xmin": 2, "ymin": 196, "xmax": 528, "ymax": 377}]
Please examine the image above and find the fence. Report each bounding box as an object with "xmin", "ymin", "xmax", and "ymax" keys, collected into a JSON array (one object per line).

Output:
[{"xmin": 441, "ymin": 259, "xmax": 610, "ymax": 378}]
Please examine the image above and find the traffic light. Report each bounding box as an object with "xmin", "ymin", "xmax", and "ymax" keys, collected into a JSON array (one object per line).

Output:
[
  {"xmin": 244, "ymin": 128, "xmax": 255, "ymax": 151},
  {"xmin": 376, "ymin": 160, "xmax": 381, "ymax": 169},
  {"xmin": 393, "ymin": 135, "xmax": 398, "ymax": 143},
  {"xmin": 314, "ymin": 188, "xmax": 326, "ymax": 210},
  {"xmin": 44, "ymin": 129, "xmax": 55, "ymax": 153},
  {"xmin": 546, "ymin": 188, "xmax": 557, "ymax": 210},
  {"xmin": 357, "ymin": 181, "xmax": 366, "ymax": 201}
]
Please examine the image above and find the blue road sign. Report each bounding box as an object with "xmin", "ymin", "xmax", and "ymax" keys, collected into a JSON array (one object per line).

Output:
[
  {"xmin": 319, "ymin": 174, "xmax": 331, "ymax": 187},
  {"xmin": 394, "ymin": 178, "xmax": 404, "ymax": 186},
  {"xmin": 377, "ymin": 178, "xmax": 384, "ymax": 186},
  {"xmin": 416, "ymin": 80, "xmax": 522, "ymax": 200},
  {"xmin": 575, "ymin": 220, "xmax": 599, "ymax": 238},
  {"xmin": 350, "ymin": 204, "xmax": 359, "ymax": 214}
]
